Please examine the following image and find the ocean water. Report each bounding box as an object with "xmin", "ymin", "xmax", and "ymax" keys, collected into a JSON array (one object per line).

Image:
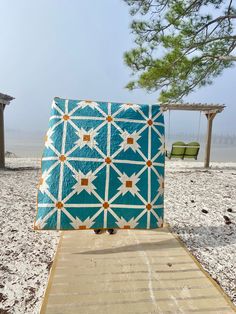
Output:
[{"xmin": 5, "ymin": 131, "xmax": 236, "ymax": 162}]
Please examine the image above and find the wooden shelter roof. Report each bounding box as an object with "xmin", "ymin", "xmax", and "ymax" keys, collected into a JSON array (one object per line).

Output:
[
  {"xmin": 160, "ymin": 103, "xmax": 225, "ymax": 113},
  {"xmin": 0, "ymin": 93, "xmax": 15, "ymax": 105}
]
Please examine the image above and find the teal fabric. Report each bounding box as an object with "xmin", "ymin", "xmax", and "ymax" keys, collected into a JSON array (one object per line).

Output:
[{"xmin": 35, "ymin": 98, "xmax": 165, "ymax": 230}]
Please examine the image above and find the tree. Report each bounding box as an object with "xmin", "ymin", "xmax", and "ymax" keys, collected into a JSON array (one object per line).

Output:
[{"xmin": 124, "ymin": 0, "xmax": 236, "ymax": 102}]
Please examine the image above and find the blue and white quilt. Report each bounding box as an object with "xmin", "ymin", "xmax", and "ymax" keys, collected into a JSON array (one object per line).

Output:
[{"xmin": 34, "ymin": 98, "xmax": 165, "ymax": 230}]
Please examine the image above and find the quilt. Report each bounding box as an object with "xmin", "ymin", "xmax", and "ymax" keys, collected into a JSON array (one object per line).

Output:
[{"xmin": 34, "ymin": 97, "xmax": 165, "ymax": 230}]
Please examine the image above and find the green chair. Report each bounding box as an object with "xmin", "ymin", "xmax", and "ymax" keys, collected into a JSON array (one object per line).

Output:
[
  {"xmin": 184, "ymin": 142, "xmax": 200, "ymax": 160},
  {"xmin": 167, "ymin": 141, "xmax": 186, "ymax": 159}
]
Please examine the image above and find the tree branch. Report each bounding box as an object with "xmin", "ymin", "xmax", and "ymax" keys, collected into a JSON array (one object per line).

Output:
[
  {"xmin": 205, "ymin": 55, "xmax": 236, "ymax": 61},
  {"xmin": 197, "ymin": 15, "xmax": 236, "ymax": 34}
]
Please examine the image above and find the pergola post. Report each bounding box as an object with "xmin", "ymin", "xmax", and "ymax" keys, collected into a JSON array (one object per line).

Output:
[
  {"xmin": 160, "ymin": 102, "xmax": 225, "ymax": 168},
  {"xmin": 204, "ymin": 112, "xmax": 217, "ymax": 169},
  {"xmin": 0, "ymin": 104, "xmax": 5, "ymax": 168},
  {"xmin": 0, "ymin": 93, "xmax": 14, "ymax": 169}
]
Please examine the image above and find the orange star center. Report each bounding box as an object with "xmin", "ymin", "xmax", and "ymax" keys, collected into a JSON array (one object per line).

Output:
[
  {"xmin": 106, "ymin": 116, "xmax": 113, "ymax": 122},
  {"xmin": 83, "ymin": 134, "xmax": 90, "ymax": 141},
  {"xmin": 105, "ymin": 157, "xmax": 112, "ymax": 164},
  {"xmin": 146, "ymin": 160, "xmax": 152, "ymax": 167},
  {"xmin": 39, "ymin": 178, "xmax": 44, "ymax": 185},
  {"xmin": 79, "ymin": 225, "xmax": 87, "ymax": 230},
  {"xmin": 81, "ymin": 178, "xmax": 89, "ymax": 186},
  {"xmin": 85, "ymin": 100, "xmax": 92, "ymax": 103},
  {"xmin": 59, "ymin": 155, "xmax": 66, "ymax": 162},
  {"xmin": 126, "ymin": 181, "xmax": 133, "ymax": 188},
  {"xmin": 44, "ymin": 135, "xmax": 48, "ymax": 142},
  {"xmin": 56, "ymin": 202, "xmax": 63, "ymax": 209},
  {"xmin": 147, "ymin": 119, "xmax": 153, "ymax": 126},
  {"xmin": 146, "ymin": 203, "xmax": 152, "ymax": 210},
  {"xmin": 103, "ymin": 202, "xmax": 109, "ymax": 209},
  {"xmin": 127, "ymin": 137, "xmax": 134, "ymax": 144},
  {"xmin": 63, "ymin": 115, "xmax": 70, "ymax": 120},
  {"xmin": 124, "ymin": 225, "xmax": 131, "ymax": 229}
]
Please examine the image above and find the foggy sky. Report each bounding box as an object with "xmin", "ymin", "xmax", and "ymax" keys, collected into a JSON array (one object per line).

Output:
[{"xmin": 0, "ymin": 0, "xmax": 235, "ymax": 141}]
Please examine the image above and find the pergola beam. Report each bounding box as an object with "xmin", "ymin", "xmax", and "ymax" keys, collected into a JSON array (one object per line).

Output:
[
  {"xmin": 159, "ymin": 102, "xmax": 225, "ymax": 168},
  {"xmin": 160, "ymin": 103, "xmax": 225, "ymax": 113}
]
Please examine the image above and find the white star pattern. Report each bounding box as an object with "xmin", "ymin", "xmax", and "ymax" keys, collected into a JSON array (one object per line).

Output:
[
  {"xmin": 120, "ymin": 103, "xmax": 141, "ymax": 111},
  {"xmin": 157, "ymin": 216, "xmax": 163, "ymax": 228},
  {"xmin": 115, "ymin": 217, "xmax": 139, "ymax": 229},
  {"xmin": 73, "ymin": 170, "xmax": 97, "ymax": 195},
  {"xmin": 45, "ymin": 128, "xmax": 54, "ymax": 148},
  {"xmin": 159, "ymin": 135, "xmax": 166, "ymax": 155},
  {"xmin": 34, "ymin": 218, "xmax": 47, "ymax": 230},
  {"xmin": 70, "ymin": 217, "xmax": 96, "ymax": 229},
  {"xmin": 77, "ymin": 100, "xmax": 100, "ymax": 110},
  {"xmin": 75, "ymin": 128, "xmax": 98, "ymax": 149},
  {"xmin": 35, "ymin": 98, "xmax": 165, "ymax": 230},
  {"xmin": 118, "ymin": 173, "xmax": 140, "ymax": 196},
  {"xmin": 158, "ymin": 176, "xmax": 164, "ymax": 195},
  {"xmin": 38, "ymin": 171, "xmax": 50, "ymax": 194},
  {"xmin": 119, "ymin": 131, "xmax": 141, "ymax": 152}
]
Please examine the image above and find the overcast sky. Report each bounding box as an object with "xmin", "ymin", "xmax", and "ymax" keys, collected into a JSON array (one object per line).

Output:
[{"xmin": 0, "ymin": 0, "xmax": 235, "ymax": 142}]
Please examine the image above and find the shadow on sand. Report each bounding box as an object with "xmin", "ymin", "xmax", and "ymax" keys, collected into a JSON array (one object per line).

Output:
[
  {"xmin": 75, "ymin": 237, "xmax": 180, "ymax": 255},
  {"xmin": 2, "ymin": 166, "xmax": 40, "ymax": 171},
  {"xmin": 75, "ymin": 224, "xmax": 235, "ymax": 255}
]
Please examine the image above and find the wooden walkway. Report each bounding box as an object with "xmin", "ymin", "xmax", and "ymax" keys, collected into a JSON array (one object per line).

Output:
[{"xmin": 41, "ymin": 227, "xmax": 235, "ymax": 314}]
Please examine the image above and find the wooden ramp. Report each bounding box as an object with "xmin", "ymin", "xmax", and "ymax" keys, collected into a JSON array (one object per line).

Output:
[{"xmin": 41, "ymin": 228, "xmax": 235, "ymax": 314}]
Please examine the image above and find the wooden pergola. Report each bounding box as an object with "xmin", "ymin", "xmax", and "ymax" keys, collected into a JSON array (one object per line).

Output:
[
  {"xmin": 160, "ymin": 102, "xmax": 225, "ymax": 168},
  {"xmin": 0, "ymin": 92, "xmax": 14, "ymax": 168}
]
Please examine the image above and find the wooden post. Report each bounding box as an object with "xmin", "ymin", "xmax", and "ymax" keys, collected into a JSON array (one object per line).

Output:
[
  {"xmin": 204, "ymin": 112, "xmax": 216, "ymax": 168},
  {"xmin": 0, "ymin": 103, "xmax": 5, "ymax": 168}
]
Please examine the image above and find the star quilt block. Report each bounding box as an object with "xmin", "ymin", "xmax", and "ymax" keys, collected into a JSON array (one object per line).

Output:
[{"xmin": 34, "ymin": 97, "xmax": 165, "ymax": 230}]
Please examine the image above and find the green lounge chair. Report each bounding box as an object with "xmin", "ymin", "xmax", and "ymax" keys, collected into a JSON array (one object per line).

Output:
[
  {"xmin": 184, "ymin": 142, "xmax": 200, "ymax": 160},
  {"xmin": 167, "ymin": 141, "xmax": 186, "ymax": 159}
]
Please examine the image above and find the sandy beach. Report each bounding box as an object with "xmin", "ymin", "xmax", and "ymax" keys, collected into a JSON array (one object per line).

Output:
[
  {"xmin": 0, "ymin": 158, "xmax": 59, "ymax": 314},
  {"xmin": 0, "ymin": 158, "xmax": 235, "ymax": 313}
]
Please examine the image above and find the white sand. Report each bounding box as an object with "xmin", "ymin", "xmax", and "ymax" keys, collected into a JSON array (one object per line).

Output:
[
  {"xmin": 0, "ymin": 158, "xmax": 235, "ymax": 313},
  {"xmin": 165, "ymin": 160, "xmax": 236, "ymax": 305},
  {"xmin": 0, "ymin": 158, "xmax": 59, "ymax": 314}
]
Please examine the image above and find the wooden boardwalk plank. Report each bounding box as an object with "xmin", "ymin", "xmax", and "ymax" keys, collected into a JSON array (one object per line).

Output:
[{"xmin": 40, "ymin": 228, "xmax": 236, "ymax": 314}]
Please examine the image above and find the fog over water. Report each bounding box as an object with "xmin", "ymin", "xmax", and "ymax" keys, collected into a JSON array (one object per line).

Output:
[
  {"xmin": 1, "ymin": 0, "xmax": 236, "ymax": 162},
  {"xmin": 5, "ymin": 129, "xmax": 236, "ymax": 162}
]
